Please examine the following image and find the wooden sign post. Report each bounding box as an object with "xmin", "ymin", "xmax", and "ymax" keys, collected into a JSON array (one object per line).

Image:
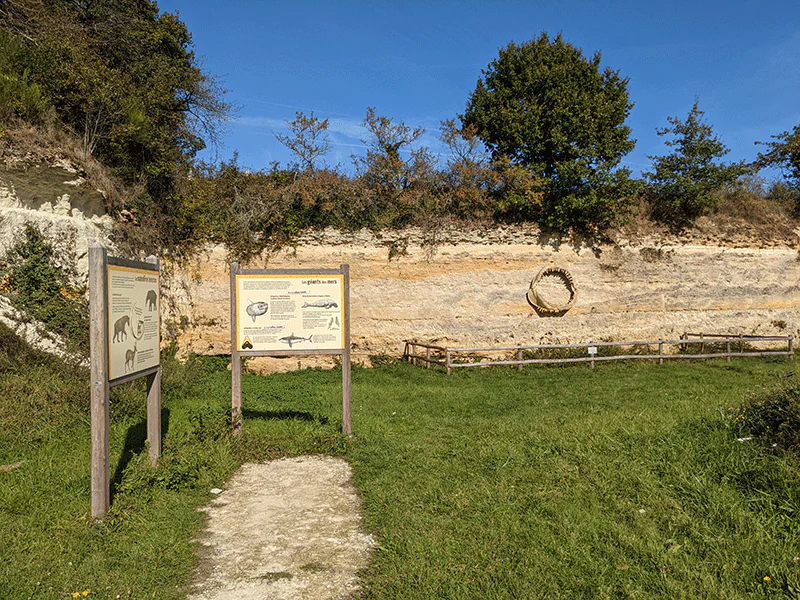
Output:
[
  {"xmin": 230, "ymin": 264, "xmax": 351, "ymax": 435},
  {"xmin": 88, "ymin": 243, "xmax": 162, "ymax": 519}
]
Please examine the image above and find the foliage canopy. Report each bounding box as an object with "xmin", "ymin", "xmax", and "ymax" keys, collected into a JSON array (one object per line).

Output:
[
  {"xmin": 756, "ymin": 124, "xmax": 800, "ymax": 190},
  {"xmin": 0, "ymin": 0, "xmax": 230, "ymax": 223},
  {"xmin": 462, "ymin": 32, "xmax": 636, "ymax": 231},
  {"xmin": 644, "ymin": 99, "xmax": 748, "ymax": 225}
]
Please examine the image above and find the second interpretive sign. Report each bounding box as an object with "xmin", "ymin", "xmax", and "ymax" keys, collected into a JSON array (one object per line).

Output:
[
  {"xmin": 107, "ymin": 263, "xmax": 160, "ymax": 381},
  {"xmin": 235, "ymin": 273, "xmax": 344, "ymax": 352}
]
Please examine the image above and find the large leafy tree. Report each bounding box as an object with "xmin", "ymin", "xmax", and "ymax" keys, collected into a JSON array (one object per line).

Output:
[
  {"xmin": 644, "ymin": 98, "xmax": 747, "ymax": 225},
  {"xmin": 462, "ymin": 32, "xmax": 636, "ymax": 231}
]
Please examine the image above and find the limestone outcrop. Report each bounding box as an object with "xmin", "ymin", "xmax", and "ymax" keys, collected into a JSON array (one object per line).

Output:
[
  {"xmin": 0, "ymin": 153, "xmax": 113, "ymax": 272},
  {"xmin": 2, "ymin": 144, "xmax": 797, "ymax": 372},
  {"xmin": 166, "ymin": 227, "xmax": 800, "ymax": 369}
]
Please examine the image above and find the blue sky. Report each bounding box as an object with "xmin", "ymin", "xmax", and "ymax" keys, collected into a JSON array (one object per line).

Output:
[{"xmin": 158, "ymin": 0, "xmax": 800, "ymax": 179}]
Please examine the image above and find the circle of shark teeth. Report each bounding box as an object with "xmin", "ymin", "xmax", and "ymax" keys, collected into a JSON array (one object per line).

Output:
[{"xmin": 526, "ymin": 265, "xmax": 577, "ymax": 314}]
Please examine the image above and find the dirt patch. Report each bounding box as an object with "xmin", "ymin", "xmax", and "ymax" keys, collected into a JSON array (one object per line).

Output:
[{"xmin": 188, "ymin": 456, "xmax": 376, "ymax": 600}]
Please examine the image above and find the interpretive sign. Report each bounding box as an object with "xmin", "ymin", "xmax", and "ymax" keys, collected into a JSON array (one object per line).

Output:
[
  {"xmin": 107, "ymin": 264, "xmax": 160, "ymax": 381},
  {"xmin": 230, "ymin": 264, "xmax": 351, "ymax": 435},
  {"xmin": 235, "ymin": 273, "xmax": 344, "ymax": 352},
  {"xmin": 89, "ymin": 244, "xmax": 162, "ymax": 519}
]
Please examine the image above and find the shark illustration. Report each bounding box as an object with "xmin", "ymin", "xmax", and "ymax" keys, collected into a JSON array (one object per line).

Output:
[{"xmin": 279, "ymin": 333, "xmax": 313, "ymax": 348}]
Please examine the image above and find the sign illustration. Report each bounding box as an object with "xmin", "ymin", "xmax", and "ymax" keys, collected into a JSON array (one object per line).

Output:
[
  {"xmin": 107, "ymin": 265, "xmax": 160, "ymax": 380},
  {"xmin": 235, "ymin": 274, "xmax": 344, "ymax": 352}
]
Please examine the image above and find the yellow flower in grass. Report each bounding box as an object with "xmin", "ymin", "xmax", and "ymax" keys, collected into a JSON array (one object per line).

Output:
[{"xmin": 764, "ymin": 576, "xmax": 771, "ymax": 582}]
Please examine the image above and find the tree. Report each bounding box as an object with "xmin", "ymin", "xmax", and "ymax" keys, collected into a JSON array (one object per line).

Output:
[
  {"xmin": 0, "ymin": 0, "xmax": 231, "ymax": 201},
  {"xmin": 756, "ymin": 124, "xmax": 800, "ymax": 189},
  {"xmin": 644, "ymin": 98, "xmax": 748, "ymax": 224},
  {"xmin": 351, "ymin": 107, "xmax": 436, "ymax": 226},
  {"xmin": 355, "ymin": 107, "xmax": 429, "ymax": 189},
  {"xmin": 275, "ymin": 110, "xmax": 330, "ymax": 172},
  {"xmin": 462, "ymin": 32, "xmax": 636, "ymax": 231}
]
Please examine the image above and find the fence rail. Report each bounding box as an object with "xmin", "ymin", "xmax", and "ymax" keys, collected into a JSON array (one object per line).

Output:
[{"xmin": 403, "ymin": 334, "xmax": 794, "ymax": 374}]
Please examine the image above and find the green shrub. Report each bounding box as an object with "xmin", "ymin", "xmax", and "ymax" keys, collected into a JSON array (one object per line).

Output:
[
  {"xmin": 0, "ymin": 223, "xmax": 89, "ymax": 357},
  {"xmin": 735, "ymin": 372, "xmax": 800, "ymax": 452}
]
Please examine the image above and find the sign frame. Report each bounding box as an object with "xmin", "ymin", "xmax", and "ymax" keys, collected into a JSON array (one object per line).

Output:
[
  {"xmin": 230, "ymin": 263, "xmax": 351, "ymax": 435},
  {"xmin": 89, "ymin": 243, "xmax": 162, "ymax": 519},
  {"xmin": 106, "ymin": 258, "xmax": 161, "ymax": 383}
]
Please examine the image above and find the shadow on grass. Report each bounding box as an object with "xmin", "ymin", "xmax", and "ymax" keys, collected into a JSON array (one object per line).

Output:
[
  {"xmin": 110, "ymin": 408, "xmax": 170, "ymax": 502},
  {"xmin": 242, "ymin": 408, "xmax": 328, "ymax": 424}
]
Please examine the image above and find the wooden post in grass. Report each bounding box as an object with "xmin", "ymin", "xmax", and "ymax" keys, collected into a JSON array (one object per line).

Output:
[
  {"xmin": 89, "ymin": 243, "xmax": 110, "ymax": 519},
  {"xmin": 790, "ymin": 335, "xmax": 794, "ymax": 360},
  {"xmin": 517, "ymin": 346, "xmax": 523, "ymax": 371},
  {"xmin": 145, "ymin": 255, "xmax": 162, "ymax": 465},
  {"xmin": 445, "ymin": 348, "xmax": 451, "ymax": 375},
  {"xmin": 659, "ymin": 341, "xmax": 664, "ymax": 365},
  {"xmin": 426, "ymin": 346, "xmax": 430, "ymax": 369},
  {"xmin": 341, "ymin": 263, "xmax": 352, "ymax": 435},
  {"xmin": 230, "ymin": 262, "xmax": 242, "ymax": 435},
  {"xmin": 726, "ymin": 338, "xmax": 731, "ymax": 362}
]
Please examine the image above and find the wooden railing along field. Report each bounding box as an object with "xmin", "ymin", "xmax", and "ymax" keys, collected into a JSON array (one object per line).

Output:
[{"xmin": 403, "ymin": 334, "xmax": 794, "ymax": 374}]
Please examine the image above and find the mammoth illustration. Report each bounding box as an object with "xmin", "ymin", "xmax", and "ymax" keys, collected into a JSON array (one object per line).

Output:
[
  {"xmin": 113, "ymin": 315, "xmax": 130, "ymax": 343},
  {"xmin": 145, "ymin": 290, "xmax": 157, "ymax": 311}
]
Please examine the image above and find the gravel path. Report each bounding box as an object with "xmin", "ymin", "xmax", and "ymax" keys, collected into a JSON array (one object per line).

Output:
[{"xmin": 187, "ymin": 456, "xmax": 376, "ymax": 600}]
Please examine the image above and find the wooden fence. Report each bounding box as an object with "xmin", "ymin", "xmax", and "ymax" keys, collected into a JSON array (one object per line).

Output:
[{"xmin": 403, "ymin": 334, "xmax": 794, "ymax": 374}]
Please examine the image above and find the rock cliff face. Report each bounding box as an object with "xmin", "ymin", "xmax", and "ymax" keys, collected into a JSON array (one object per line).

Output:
[
  {"xmin": 2, "ymin": 144, "xmax": 798, "ymax": 371},
  {"xmin": 167, "ymin": 227, "xmax": 800, "ymax": 369},
  {"xmin": 0, "ymin": 152, "xmax": 113, "ymax": 271}
]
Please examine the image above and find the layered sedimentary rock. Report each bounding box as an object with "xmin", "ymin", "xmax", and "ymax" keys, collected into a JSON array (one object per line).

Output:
[
  {"xmin": 0, "ymin": 156, "xmax": 112, "ymax": 271},
  {"xmin": 166, "ymin": 227, "xmax": 800, "ymax": 369}
]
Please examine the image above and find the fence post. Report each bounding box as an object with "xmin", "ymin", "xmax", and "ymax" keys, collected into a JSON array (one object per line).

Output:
[
  {"xmin": 426, "ymin": 346, "xmax": 430, "ymax": 369},
  {"xmin": 589, "ymin": 341, "xmax": 594, "ymax": 369},
  {"xmin": 659, "ymin": 341, "xmax": 664, "ymax": 365},
  {"xmin": 790, "ymin": 335, "xmax": 794, "ymax": 360},
  {"xmin": 739, "ymin": 333, "xmax": 744, "ymax": 354},
  {"xmin": 517, "ymin": 346, "xmax": 523, "ymax": 371},
  {"xmin": 700, "ymin": 333, "xmax": 704, "ymax": 355},
  {"xmin": 726, "ymin": 338, "xmax": 731, "ymax": 362},
  {"xmin": 411, "ymin": 340, "xmax": 417, "ymax": 366},
  {"xmin": 445, "ymin": 348, "xmax": 451, "ymax": 375}
]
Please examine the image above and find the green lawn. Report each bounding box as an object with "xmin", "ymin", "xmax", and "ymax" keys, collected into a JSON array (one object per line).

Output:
[
  {"xmin": 1, "ymin": 334, "xmax": 798, "ymax": 599},
  {"xmin": 349, "ymin": 361, "xmax": 800, "ymax": 599}
]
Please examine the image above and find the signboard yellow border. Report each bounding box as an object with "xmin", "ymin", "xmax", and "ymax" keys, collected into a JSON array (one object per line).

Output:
[{"xmin": 234, "ymin": 273, "xmax": 345, "ymax": 352}]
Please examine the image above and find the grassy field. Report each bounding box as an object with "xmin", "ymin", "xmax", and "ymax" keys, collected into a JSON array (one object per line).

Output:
[{"xmin": 1, "ymin": 330, "xmax": 799, "ymax": 598}]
